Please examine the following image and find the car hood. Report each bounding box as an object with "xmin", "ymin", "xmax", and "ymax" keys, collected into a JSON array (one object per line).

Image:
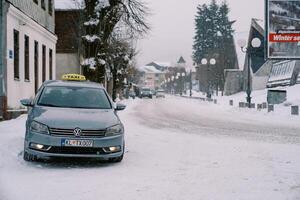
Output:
[{"xmin": 31, "ymin": 106, "xmax": 120, "ymax": 130}]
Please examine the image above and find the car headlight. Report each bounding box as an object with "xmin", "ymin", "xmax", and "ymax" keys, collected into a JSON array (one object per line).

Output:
[
  {"xmin": 30, "ymin": 121, "xmax": 49, "ymax": 134},
  {"xmin": 105, "ymin": 124, "xmax": 123, "ymax": 136}
]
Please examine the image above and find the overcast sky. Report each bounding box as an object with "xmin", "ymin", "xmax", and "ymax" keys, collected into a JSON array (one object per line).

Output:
[{"xmin": 136, "ymin": 0, "xmax": 264, "ymax": 68}]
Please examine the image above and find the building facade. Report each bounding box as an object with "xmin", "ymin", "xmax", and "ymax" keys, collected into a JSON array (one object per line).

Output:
[
  {"xmin": 267, "ymin": 60, "xmax": 300, "ymax": 88},
  {"xmin": 55, "ymin": 9, "xmax": 81, "ymax": 80},
  {"xmin": 0, "ymin": 0, "xmax": 57, "ymax": 119},
  {"xmin": 139, "ymin": 65, "xmax": 165, "ymax": 90},
  {"xmin": 224, "ymin": 19, "xmax": 268, "ymax": 95}
]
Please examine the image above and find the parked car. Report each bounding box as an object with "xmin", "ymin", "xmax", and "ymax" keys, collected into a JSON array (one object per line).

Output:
[
  {"xmin": 129, "ymin": 90, "xmax": 136, "ymax": 99},
  {"xmin": 139, "ymin": 87, "xmax": 153, "ymax": 98},
  {"xmin": 21, "ymin": 74, "xmax": 126, "ymax": 163},
  {"xmin": 156, "ymin": 89, "xmax": 165, "ymax": 98}
]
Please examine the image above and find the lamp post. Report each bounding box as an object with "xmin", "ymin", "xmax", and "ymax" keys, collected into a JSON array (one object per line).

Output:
[
  {"xmin": 201, "ymin": 58, "xmax": 216, "ymax": 98},
  {"xmin": 171, "ymin": 76, "xmax": 175, "ymax": 94},
  {"xmin": 238, "ymin": 37, "xmax": 261, "ymax": 108},
  {"xmin": 189, "ymin": 69, "xmax": 192, "ymax": 97},
  {"xmin": 181, "ymin": 72, "xmax": 185, "ymax": 95}
]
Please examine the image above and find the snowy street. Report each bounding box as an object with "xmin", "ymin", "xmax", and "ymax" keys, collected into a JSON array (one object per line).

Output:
[{"xmin": 1, "ymin": 96, "xmax": 300, "ymax": 200}]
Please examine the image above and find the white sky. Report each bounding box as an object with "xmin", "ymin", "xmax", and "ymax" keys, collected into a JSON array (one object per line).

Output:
[
  {"xmin": 54, "ymin": 0, "xmax": 264, "ymax": 69},
  {"xmin": 136, "ymin": 0, "xmax": 264, "ymax": 68}
]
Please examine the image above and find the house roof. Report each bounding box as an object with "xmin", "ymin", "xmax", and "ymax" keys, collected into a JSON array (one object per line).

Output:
[
  {"xmin": 234, "ymin": 18, "xmax": 265, "ymax": 71},
  {"xmin": 177, "ymin": 56, "xmax": 186, "ymax": 64},
  {"xmin": 146, "ymin": 62, "xmax": 171, "ymax": 68},
  {"xmin": 139, "ymin": 65, "xmax": 164, "ymax": 74},
  {"xmin": 251, "ymin": 18, "xmax": 264, "ymax": 36}
]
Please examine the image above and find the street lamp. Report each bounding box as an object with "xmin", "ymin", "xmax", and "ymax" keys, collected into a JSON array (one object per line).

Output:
[
  {"xmin": 238, "ymin": 37, "xmax": 261, "ymax": 108},
  {"xmin": 181, "ymin": 72, "xmax": 186, "ymax": 95},
  {"xmin": 201, "ymin": 57, "xmax": 216, "ymax": 98},
  {"xmin": 189, "ymin": 69, "xmax": 193, "ymax": 97}
]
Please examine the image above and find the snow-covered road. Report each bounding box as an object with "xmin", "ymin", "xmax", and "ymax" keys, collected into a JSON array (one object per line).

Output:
[{"xmin": 1, "ymin": 96, "xmax": 300, "ymax": 200}]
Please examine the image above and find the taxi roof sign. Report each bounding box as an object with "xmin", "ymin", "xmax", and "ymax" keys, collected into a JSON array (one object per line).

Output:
[{"xmin": 62, "ymin": 74, "xmax": 86, "ymax": 81}]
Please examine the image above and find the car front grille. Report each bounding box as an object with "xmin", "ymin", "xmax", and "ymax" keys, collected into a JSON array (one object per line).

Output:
[
  {"xmin": 49, "ymin": 128, "xmax": 106, "ymax": 137},
  {"xmin": 47, "ymin": 147, "xmax": 108, "ymax": 155}
]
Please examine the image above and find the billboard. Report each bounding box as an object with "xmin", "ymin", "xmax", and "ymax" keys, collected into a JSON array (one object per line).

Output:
[{"xmin": 266, "ymin": 0, "xmax": 300, "ymax": 59}]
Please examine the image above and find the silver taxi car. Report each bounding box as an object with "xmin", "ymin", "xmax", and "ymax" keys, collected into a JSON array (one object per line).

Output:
[{"xmin": 21, "ymin": 74, "xmax": 126, "ymax": 163}]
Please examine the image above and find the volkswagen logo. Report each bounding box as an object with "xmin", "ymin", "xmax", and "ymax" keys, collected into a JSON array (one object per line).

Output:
[{"xmin": 73, "ymin": 128, "xmax": 82, "ymax": 137}]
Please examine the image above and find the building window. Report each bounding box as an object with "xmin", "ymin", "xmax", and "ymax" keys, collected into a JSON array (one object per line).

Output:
[
  {"xmin": 34, "ymin": 41, "xmax": 39, "ymax": 93},
  {"xmin": 42, "ymin": 45, "xmax": 46, "ymax": 82},
  {"xmin": 13, "ymin": 29, "xmax": 20, "ymax": 80},
  {"xmin": 41, "ymin": 0, "xmax": 46, "ymax": 10},
  {"xmin": 24, "ymin": 35, "xmax": 30, "ymax": 81},
  {"xmin": 49, "ymin": 49, "xmax": 53, "ymax": 80},
  {"xmin": 48, "ymin": 0, "xmax": 53, "ymax": 15},
  {"xmin": 33, "ymin": 0, "xmax": 38, "ymax": 4}
]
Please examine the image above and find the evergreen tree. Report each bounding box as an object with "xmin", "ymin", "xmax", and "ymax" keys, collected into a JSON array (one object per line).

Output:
[
  {"xmin": 192, "ymin": 0, "xmax": 235, "ymax": 94},
  {"xmin": 216, "ymin": 1, "xmax": 235, "ymax": 92}
]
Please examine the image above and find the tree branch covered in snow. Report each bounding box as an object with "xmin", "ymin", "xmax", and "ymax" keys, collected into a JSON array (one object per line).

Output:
[{"xmin": 81, "ymin": 0, "xmax": 149, "ymax": 85}]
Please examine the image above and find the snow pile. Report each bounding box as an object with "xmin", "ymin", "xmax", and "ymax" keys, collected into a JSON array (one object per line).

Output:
[
  {"xmin": 0, "ymin": 98, "xmax": 300, "ymax": 200},
  {"xmin": 55, "ymin": 0, "xmax": 82, "ymax": 10},
  {"xmin": 82, "ymin": 35, "xmax": 100, "ymax": 42},
  {"xmin": 99, "ymin": 59, "xmax": 106, "ymax": 65},
  {"xmin": 188, "ymin": 84, "xmax": 300, "ymax": 118},
  {"xmin": 84, "ymin": 18, "xmax": 100, "ymax": 26},
  {"xmin": 95, "ymin": 0, "xmax": 110, "ymax": 10},
  {"xmin": 82, "ymin": 57, "xmax": 96, "ymax": 69}
]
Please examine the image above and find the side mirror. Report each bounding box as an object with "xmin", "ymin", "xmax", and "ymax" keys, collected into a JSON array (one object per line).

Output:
[
  {"xmin": 20, "ymin": 99, "xmax": 33, "ymax": 107},
  {"xmin": 115, "ymin": 103, "xmax": 126, "ymax": 111}
]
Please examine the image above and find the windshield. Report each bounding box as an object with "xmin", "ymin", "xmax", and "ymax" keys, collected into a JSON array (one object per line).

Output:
[{"xmin": 38, "ymin": 86, "xmax": 112, "ymax": 109}]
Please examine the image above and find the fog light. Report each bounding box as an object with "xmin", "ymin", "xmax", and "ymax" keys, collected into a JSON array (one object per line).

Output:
[
  {"xmin": 109, "ymin": 146, "xmax": 119, "ymax": 152},
  {"xmin": 36, "ymin": 144, "xmax": 44, "ymax": 149},
  {"xmin": 30, "ymin": 143, "xmax": 51, "ymax": 151},
  {"xmin": 103, "ymin": 146, "xmax": 121, "ymax": 153}
]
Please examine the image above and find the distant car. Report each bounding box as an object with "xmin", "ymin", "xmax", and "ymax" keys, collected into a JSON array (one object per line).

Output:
[
  {"xmin": 140, "ymin": 87, "xmax": 152, "ymax": 98},
  {"xmin": 20, "ymin": 74, "xmax": 126, "ymax": 163},
  {"xmin": 129, "ymin": 91, "xmax": 136, "ymax": 99},
  {"xmin": 151, "ymin": 89, "xmax": 157, "ymax": 96},
  {"xmin": 156, "ymin": 90, "xmax": 165, "ymax": 98}
]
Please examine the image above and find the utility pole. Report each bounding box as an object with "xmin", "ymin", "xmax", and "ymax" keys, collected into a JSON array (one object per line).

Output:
[{"xmin": 189, "ymin": 70, "xmax": 192, "ymax": 97}]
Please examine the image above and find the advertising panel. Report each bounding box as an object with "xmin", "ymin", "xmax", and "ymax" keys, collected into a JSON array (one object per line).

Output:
[{"xmin": 266, "ymin": 0, "xmax": 300, "ymax": 59}]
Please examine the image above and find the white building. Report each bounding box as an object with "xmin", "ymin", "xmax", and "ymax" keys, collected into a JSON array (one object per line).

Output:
[
  {"xmin": 55, "ymin": 2, "xmax": 82, "ymax": 80},
  {"xmin": 0, "ymin": 0, "xmax": 57, "ymax": 119},
  {"xmin": 139, "ymin": 65, "xmax": 165, "ymax": 89}
]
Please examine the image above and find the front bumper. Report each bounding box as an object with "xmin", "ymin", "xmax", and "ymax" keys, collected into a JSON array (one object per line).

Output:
[
  {"xmin": 141, "ymin": 94, "xmax": 152, "ymax": 98},
  {"xmin": 24, "ymin": 131, "xmax": 124, "ymax": 159}
]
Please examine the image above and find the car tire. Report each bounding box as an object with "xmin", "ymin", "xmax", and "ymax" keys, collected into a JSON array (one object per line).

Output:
[{"xmin": 23, "ymin": 150, "xmax": 37, "ymax": 162}]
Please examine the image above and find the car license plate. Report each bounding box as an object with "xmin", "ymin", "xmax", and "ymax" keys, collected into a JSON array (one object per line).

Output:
[{"xmin": 62, "ymin": 139, "xmax": 93, "ymax": 147}]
